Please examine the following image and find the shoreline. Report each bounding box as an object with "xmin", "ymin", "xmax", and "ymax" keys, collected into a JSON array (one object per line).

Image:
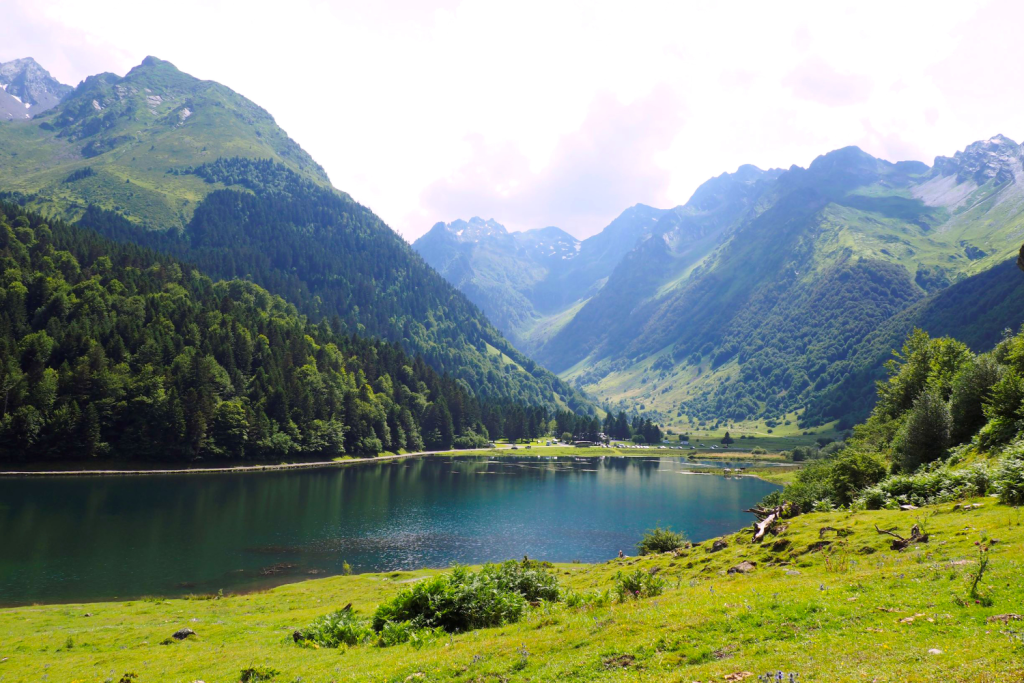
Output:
[{"xmin": 0, "ymin": 445, "xmax": 789, "ymax": 477}]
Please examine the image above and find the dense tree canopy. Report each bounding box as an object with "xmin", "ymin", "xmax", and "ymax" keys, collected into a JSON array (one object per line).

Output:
[
  {"xmin": 0, "ymin": 203, "xmax": 571, "ymax": 462},
  {"xmin": 76, "ymin": 158, "xmax": 590, "ymax": 413}
]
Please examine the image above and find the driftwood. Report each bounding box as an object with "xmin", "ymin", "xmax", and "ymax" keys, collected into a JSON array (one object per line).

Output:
[
  {"xmin": 875, "ymin": 524, "xmax": 928, "ymax": 551},
  {"xmin": 746, "ymin": 505, "xmax": 785, "ymax": 543}
]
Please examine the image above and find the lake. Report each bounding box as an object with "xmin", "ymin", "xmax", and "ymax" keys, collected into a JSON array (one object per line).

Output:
[{"xmin": 0, "ymin": 455, "xmax": 779, "ymax": 605}]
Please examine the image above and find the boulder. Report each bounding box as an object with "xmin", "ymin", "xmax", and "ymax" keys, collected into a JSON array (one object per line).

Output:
[
  {"xmin": 710, "ymin": 539, "xmax": 728, "ymax": 553},
  {"xmin": 172, "ymin": 628, "xmax": 195, "ymax": 640},
  {"xmin": 727, "ymin": 561, "xmax": 757, "ymax": 574}
]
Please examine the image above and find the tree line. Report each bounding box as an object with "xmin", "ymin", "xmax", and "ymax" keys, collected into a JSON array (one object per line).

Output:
[
  {"xmin": 78, "ymin": 157, "xmax": 590, "ymax": 414},
  {"xmin": 0, "ymin": 203, "xmax": 591, "ymax": 462}
]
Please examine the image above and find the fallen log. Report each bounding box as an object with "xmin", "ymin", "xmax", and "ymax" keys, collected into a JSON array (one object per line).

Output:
[{"xmin": 875, "ymin": 523, "xmax": 928, "ymax": 551}]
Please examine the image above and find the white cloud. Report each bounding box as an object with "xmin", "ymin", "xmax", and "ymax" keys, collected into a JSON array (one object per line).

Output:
[{"xmin": 0, "ymin": 0, "xmax": 1018, "ymax": 240}]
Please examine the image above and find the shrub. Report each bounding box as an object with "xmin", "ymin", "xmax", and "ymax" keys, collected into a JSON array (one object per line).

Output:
[
  {"xmin": 750, "ymin": 446, "xmax": 767, "ymax": 455},
  {"xmin": 614, "ymin": 568, "xmax": 666, "ymax": 601},
  {"xmin": 240, "ymin": 664, "xmax": 279, "ymax": 682},
  {"xmin": 858, "ymin": 462, "xmax": 993, "ymax": 509},
  {"xmin": 374, "ymin": 620, "xmax": 444, "ymax": 648},
  {"xmin": 563, "ymin": 588, "xmax": 612, "ymax": 609},
  {"xmin": 295, "ymin": 607, "xmax": 373, "ymax": 647},
  {"xmin": 453, "ymin": 430, "xmax": 489, "ymax": 449},
  {"xmin": 826, "ymin": 450, "xmax": 887, "ymax": 505},
  {"xmin": 994, "ymin": 447, "xmax": 1024, "ymax": 505},
  {"xmin": 636, "ymin": 526, "xmax": 686, "ymax": 555},
  {"xmin": 371, "ymin": 560, "xmax": 559, "ymax": 633},
  {"xmin": 820, "ymin": 441, "xmax": 847, "ymax": 458}
]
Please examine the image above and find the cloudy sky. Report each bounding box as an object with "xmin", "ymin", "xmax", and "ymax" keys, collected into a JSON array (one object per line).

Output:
[{"xmin": 2, "ymin": 0, "xmax": 1021, "ymax": 240}]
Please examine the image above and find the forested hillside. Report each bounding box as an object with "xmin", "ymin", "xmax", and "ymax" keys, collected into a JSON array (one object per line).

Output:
[
  {"xmin": 543, "ymin": 141, "xmax": 1024, "ymax": 429},
  {"xmin": 0, "ymin": 57, "xmax": 588, "ymax": 413},
  {"xmin": 0, "ymin": 203, "xmax": 562, "ymax": 462}
]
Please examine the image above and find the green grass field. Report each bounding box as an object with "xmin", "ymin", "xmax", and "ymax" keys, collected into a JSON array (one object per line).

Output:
[{"xmin": 3, "ymin": 499, "xmax": 1020, "ymax": 682}]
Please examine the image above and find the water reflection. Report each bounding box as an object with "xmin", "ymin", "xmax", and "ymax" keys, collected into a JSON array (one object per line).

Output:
[{"xmin": 0, "ymin": 456, "xmax": 779, "ymax": 605}]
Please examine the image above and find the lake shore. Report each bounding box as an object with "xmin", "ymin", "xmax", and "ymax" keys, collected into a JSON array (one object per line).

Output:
[
  {"xmin": 0, "ymin": 445, "xmax": 791, "ymax": 477},
  {"xmin": 0, "ymin": 498, "xmax": 1014, "ymax": 681}
]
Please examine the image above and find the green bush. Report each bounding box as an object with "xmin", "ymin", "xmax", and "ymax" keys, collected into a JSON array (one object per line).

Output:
[
  {"xmin": 858, "ymin": 462, "xmax": 993, "ymax": 509},
  {"xmin": 374, "ymin": 620, "xmax": 444, "ymax": 648},
  {"xmin": 614, "ymin": 568, "xmax": 666, "ymax": 601},
  {"xmin": 240, "ymin": 664, "xmax": 279, "ymax": 682},
  {"xmin": 636, "ymin": 526, "xmax": 686, "ymax": 555},
  {"xmin": 750, "ymin": 446, "xmax": 767, "ymax": 455},
  {"xmin": 994, "ymin": 447, "xmax": 1024, "ymax": 505},
  {"xmin": 295, "ymin": 607, "xmax": 373, "ymax": 647},
  {"xmin": 371, "ymin": 560, "xmax": 559, "ymax": 633},
  {"xmin": 826, "ymin": 450, "xmax": 887, "ymax": 505},
  {"xmin": 563, "ymin": 588, "xmax": 612, "ymax": 609},
  {"xmin": 452, "ymin": 430, "xmax": 490, "ymax": 449}
]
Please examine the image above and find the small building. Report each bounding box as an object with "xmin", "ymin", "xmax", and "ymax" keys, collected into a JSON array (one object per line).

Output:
[{"xmin": 574, "ymin": 441, "xmax": 595, "ymax": 448}]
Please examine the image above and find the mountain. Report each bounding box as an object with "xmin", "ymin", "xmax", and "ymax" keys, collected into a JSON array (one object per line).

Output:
[
  {"xmin": 549, "ymin": 139, "xmax": 1024, "ymax": 429},
  {"xmin": 0, "ymin": 57, "xmax": 71, "ymax": 121},
  {"xmin": 0, "ymin": 201, "xmax": 560, "ymax": 461},
  {"xmin": 0, "ymin": 56, "xmax": 328, "ymax": 229},
  {"xmin": 0, "ymin": 57, "xmax": 590, "ymax": 414},
  {"xmin": 413, "ymin": 217, "xmax": 582, "ymax": 351},
  {"xmin": 413, "ymin": 165, "xmax": 780, "ymax": 353},
  {"xmin": 417, "ymin": 136, "xmax": 1024, "ymax": 429}
]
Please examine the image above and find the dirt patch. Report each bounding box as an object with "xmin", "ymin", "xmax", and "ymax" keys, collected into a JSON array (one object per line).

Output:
[{"xmin": 603, "ymin": 654, "xmax": 635, "ymax": 669}]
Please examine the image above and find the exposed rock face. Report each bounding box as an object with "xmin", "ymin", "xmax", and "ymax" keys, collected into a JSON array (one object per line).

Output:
[
  {"xmin": 1017, "ymin": 244, "xmax": 1024, "ymax": 273},
  {"xmin": 931, "ymin": 134, "xmax": 1023, "ymax": 186},
  {"xmin": 0, "ymin": 58, "xmax": 72, "ymax": 121}
]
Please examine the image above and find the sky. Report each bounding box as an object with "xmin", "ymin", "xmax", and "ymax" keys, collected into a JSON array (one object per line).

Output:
[{"xmin": 2, "ymin": 0, "xmax": 1022, "ymax": 240}]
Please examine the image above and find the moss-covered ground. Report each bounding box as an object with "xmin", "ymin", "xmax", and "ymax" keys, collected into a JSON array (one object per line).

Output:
[{"xmin": 2, "ymin": 499, "xmax": 1021, "ymax": 682}]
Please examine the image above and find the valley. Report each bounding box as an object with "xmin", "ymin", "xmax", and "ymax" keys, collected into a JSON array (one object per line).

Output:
[
  {"xmin": 417, "ymin": 139, "xmax": 1024, "ymax": 431},
  {"xmin": 3, "ymin": 36, "xmax": 1024, "ymax": 683}
]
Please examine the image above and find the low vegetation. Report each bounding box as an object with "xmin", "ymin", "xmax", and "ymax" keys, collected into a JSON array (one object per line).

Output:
[
  {"xmin": 5, "ymin": 500, "xmax": 1023, "ymax": 681},
  {"xmin": 767, "ymin": 327, "xmax": 1024, "ymax": 514},
  {"xmin": 636, "ymin": 526, "xmax": 687, "ymax": 555}
]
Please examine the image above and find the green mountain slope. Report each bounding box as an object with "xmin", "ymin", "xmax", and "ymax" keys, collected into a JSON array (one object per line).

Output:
[
  {"xmin": 413, "ymin": 166, "xmax": 780, "ymax": 353},
  {"xmin": 542, "ymin": 140, "xmax": 1024, "ymax": 428},
  {"xmin": 0, "ymin": 202, "xmax": 549, "ymax": 461},
  {"xmin": 0, "ymin": 57, "xmax": 589, "ymax": 413},
  {"xmin": 0, "ymin": 56, "xmax": 328, "ymax": 230}
]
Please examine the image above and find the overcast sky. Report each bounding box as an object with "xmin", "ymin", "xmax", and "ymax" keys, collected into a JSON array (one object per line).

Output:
[{"xmin": 2, "ymin": 0, "xmax": 1020, "ymax": 240}]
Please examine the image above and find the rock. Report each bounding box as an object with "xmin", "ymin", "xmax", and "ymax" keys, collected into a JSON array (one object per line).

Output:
[
  {"xmin": 899, "ymin": 504, "xmax": 918, "ymax": 511},
  {"xmin": 710, "ymin": 539, "xmax": 728, "ymax": 553},
  {"xmin": 785, "ymin": 570, "xmax": 801, "ymax": 576},
  {"xmin": 172, "ymin": 628, "xmax": 195, "ymax": 640},
  {"xmin": 928, "ymin": 648, "xmax": 942, "ymax": 655},
  {"xmin": 727, "ymin": 561, "xmax": 756, "ymax": 574}
]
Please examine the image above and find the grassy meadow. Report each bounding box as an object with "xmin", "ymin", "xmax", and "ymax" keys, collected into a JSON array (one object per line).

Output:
[{"xmin": 2, "ymin": 499, "xmax": 1021, "ymax": 682}]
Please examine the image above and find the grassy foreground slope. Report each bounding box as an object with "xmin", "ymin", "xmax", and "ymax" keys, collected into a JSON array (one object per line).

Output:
[{"xmin": 2, "ymin": 500, "xmax": 1020, "ymax": 682}]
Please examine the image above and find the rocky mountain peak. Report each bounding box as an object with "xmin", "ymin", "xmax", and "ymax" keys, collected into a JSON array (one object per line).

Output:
[
  {"xmin": 431, "ymin": 217, "xmax": 509, "ymax": 242},
  {"xmin": 932, "ymin": 134, "xmax": 1022, "ymax": 186},
  {"xmin": 0, "ymin": 57, "xmax": 72, "ymax": 120}
]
